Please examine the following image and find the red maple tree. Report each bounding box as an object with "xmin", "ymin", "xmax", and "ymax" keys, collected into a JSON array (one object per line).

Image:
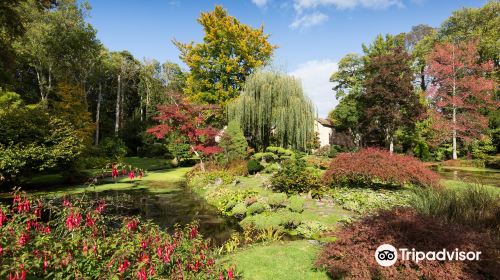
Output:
[
  {"xmin": 147, "ymin": 94, "xmax": 221, "ymax": 171},
  {"xmin": 426, "ymin": 40, "xmax": 497, "ymax": 159}
]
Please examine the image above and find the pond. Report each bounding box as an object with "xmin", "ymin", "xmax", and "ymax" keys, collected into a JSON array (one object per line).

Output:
[
  {"xmin": 8, "ymin": 173, "xmax": 241, "ymax": 246},
  {"xmin": 84, "ymin": 185, "xmax": 240, "ymax": 246},
  {"xmin": 433, "ymin": 166, "xmax": 500, "ymax": 187}
]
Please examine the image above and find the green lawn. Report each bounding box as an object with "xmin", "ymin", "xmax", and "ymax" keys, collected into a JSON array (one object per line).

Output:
[
  {"xmin": 224, "ymin": 240, "xmax": 329, "ymax": 280},
  {"xmin": 23, "ymin": 157, "xmax": 173, "ymax": 188},
  {"xmin": 14, "ymin": 167, "xmax": 192, "ymax": 198},
  {"xmin": 440, "ymin": 166, "xmax": 500, "ymax": 173},
  {"xmin": 441, "ymin": 179, "xmax": 500, "ymax": 194},
  {"xmin": 122, "ymin": 156, "xmax": 172, "ymax": 170}
]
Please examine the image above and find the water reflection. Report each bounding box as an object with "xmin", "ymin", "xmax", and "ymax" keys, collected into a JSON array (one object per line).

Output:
[{"xmin": 83, "ymin": 186, "xmax": 241, "ymax": 246}]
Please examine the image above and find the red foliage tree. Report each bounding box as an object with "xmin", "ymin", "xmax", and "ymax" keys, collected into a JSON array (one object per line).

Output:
[
  {"xmin": 147, "ymin": 94, "xmax": 222, "ymax": 171},
  {"xmin": 322, "ymin": 148, "xmax": 440, "ymax": 188},
  {"xmin": 426, "ymin": 40, "xmax": 497, "ymax": 159}
]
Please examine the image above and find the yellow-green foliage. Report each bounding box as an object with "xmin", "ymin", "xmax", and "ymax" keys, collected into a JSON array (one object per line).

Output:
[{"xmin": 174, "ymin": 6, "xmax": 276, "ymax": 105}]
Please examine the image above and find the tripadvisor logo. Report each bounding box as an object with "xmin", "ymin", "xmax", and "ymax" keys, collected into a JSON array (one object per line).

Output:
[
  {"xmin": 374, "ymin": 244, "xmax": 481, "ymax": 267},
  {"xmin": 375, "ymin": 244, "xmax": 398, "ymax": 266}
]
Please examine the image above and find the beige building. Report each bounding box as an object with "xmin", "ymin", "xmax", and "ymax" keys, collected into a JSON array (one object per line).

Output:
[{"xmin": 314, "ymin": 118, "xmax": 334, "ymax": 148}]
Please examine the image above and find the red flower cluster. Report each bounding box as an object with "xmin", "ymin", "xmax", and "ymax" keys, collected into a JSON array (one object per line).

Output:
[
  {"xmin": 65, "ymin": 212, "xmax": 82, "ymax": 230},
  {"xmin": 0, "ymin": 191, "xmax": 234, "ymax": 279},
  {"xmin": 126, "ymin": 219, "xmax": 138, "ymax": 231},
  {"xmin": 13, "ymin": 195, "xmax": 30, "ymax": 213},
  {"xmin": 0, "ymin": 209, "xmax": 8, "ymax": 226}
]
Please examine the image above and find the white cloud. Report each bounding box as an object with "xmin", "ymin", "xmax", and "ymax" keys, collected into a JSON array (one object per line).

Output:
[
  {"xmin": 289, "ymin": 12, "xmax": 329, "ymax": 29},
  {"xmin": 252, "ymin": 0, "xmax": 269, "ymax": 8},
  {"xmin": 289, "ymin": 59, "xmax": 338, "ymax": 117},
  {"xmin": 293, "ymin": 0, "xmax": 403, "ymax": 12}
]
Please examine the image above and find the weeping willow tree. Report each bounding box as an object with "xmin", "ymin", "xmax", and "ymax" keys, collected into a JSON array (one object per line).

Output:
[{"xmin": 227, "ymin": 71, "xmax": 315, "ymax": 151}]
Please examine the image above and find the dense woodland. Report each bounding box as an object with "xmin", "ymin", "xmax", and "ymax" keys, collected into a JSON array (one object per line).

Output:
[{"xmin": 0, "ymin": 0, "xmax": 498, "ymax": 183}]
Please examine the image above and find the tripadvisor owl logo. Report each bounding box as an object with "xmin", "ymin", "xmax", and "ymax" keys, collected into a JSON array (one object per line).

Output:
[
  {"xmin": 375, "ymin": 244, "xmax": 398, "ymax": 266},
  {"xmin": 374, "ymin": 244, "xmax": 482, "ymax": 267}
]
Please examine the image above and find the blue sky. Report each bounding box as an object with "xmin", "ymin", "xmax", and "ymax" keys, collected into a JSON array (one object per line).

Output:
[{"xmin": 86, "ymin": 0, "xmax": 487, "ymax": 117}]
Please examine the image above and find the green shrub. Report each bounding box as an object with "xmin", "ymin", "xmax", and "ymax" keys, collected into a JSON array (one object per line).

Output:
[
  {"xmin": 267, "ymin": 193, "xmax": 287, "ymax": 208},
  {"xmin": 247, "ymin": 159, "xmax": 264, "ymax": 174},
  {"xmin": 205, "ymin": 188, "xmax": 259, "ymax": 214},
  {"xmin": 411, "ymin": 184, "xmax": 500, "ymax": 232},
  {"xmin": 296, "ymin": 221, "xmax": 329, "ymax": 238},
  {"xmin": 240, "ymin": 210, "xmax": 303, "ymax": 231},
  {"xmin": 231, "ymin": 202, "xmax": 248, "ymax": 218},
  {"xmin": 329, "ymin": 187, "xmax": 412, "ymax": 214},
  {"xmin": 252, "ymin": 152, "xmax": 278, "ymax": 162},
  {"xmin": 101, "ymin": 137, "xmax": 128, "ymax": 160},
  {"xmin": 485, "ymin": 155, "xmax": 500, "ymax": 169},
  {"xmin": 78, "ymin": 156, "xmax": 109, "ymax": 169},
  {"xmin": 247, "ymin": 201, "xmax": 267, "ymax": 215},
  {"xmin": 262, "ymin": 163, "xmax": 280, "ymax": 173},
  {"xmin": 271, "ymin": 159, "xmax": 323, "ymax": 194},
  {"xmin": 288, "ymin": 195, "xmax": 305, "ymax": 213},
  {"xmin": 219, "ymin": 120, "xmax": 248, "ymax": 163}
]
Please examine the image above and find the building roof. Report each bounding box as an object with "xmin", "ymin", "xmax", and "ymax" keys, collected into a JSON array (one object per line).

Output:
[{"xmin": 316, "ymin": 118, "xmax": 334, "ymax": 127}]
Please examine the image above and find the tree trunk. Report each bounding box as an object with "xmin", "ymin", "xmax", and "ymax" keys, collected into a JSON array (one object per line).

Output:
[
  {"xmin": 115, "ymin": 74, "xmax": 121, "ymax": 137},
  {"xmin": 191, "ymin": 146, "xmax": 205, "ymax": 172},
  {"xmin": 140, "ymin": 94, "xmax": 143, "ymax": 122},
  {"xmin": 389, "ymin": 138, "xmax": 394, "ymax": 154},
  {"xmin": 95, "ymin": 82, "xmax": 102, "ymax": 145},
  {"xmin": 452, "ymin": 44, "xmax": 458, "ymax": 160},
  {"xmin": 120, "ymin": 82, "xmax": 124, "ymax": 129}
]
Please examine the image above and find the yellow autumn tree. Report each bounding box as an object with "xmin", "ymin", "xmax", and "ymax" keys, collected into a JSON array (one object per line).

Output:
[
  {"xmin": 53, "ymin": 82, "xmax": 94, "ymax": 144},
  {"xmin": 174, "ymin": 5, "xmax": 276, "ymax": 105}
]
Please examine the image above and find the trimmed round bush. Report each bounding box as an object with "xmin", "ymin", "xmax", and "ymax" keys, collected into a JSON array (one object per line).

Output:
[
  {"xmin": 247, "ymin": 159, "xmax": 264, "ymax": 174},
  {"xmin": 231, "ymin": 202, "xmax": 247, "ymax": 218},
  {"xmin": 246, "ymin": 201, "xmax": 267, "ymax": 215},
  {"xmin": 267, "ymin": 193, "xmax": 287, "ymax": 208},
  {"xmin": 271, "ymin": 159, "xmax": 323, "ymax": 194},
  {"xmin": 288, "ymin": 195, "xmax": 305, "ymax": 213},
  {"xmin": 322, "ymin": 148, "xmax": 440, "ymax": 188}
]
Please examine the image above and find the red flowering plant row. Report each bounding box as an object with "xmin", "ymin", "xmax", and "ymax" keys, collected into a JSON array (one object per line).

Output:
[
  {"xmin": 0, "ymin": 191, "xmax": 236, "ymax": 279},
  {"xmin": 109, "ymin": 162, "xmax": 144, "ymax": 180},
  {"xmin": 322, "ymin": 148, "xmax": 440, "ymax": 188}
]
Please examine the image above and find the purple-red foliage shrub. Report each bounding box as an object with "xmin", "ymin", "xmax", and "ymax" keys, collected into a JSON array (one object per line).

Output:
[
  {"xmin": 322, "ymin": 148, "xmax": 440, "ymax": 188},
  {"xmin": 315, "ymin": 208, "xmax": 499, "ymax": 279}
]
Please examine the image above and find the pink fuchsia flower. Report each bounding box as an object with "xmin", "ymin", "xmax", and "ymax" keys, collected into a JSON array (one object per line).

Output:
[
  {"xmin": 128, "ymin": 170, "xmax": 135, "ymax": 180},
  {"xmin": 122, "ymin": 169, "xmax": 127, "ymax": 175},
  {"xmin": 8, "ymin": 268, "xmax": 26, "ymax": 280},
  {"xmin": 85, "ymin": 213, "xmax": 96, "ymax": 227},
  {"xmin": 148, "ymin": 265, "xmax": 155, "ymax": 276},
  {"xmin": 126, "ymin": 220, "xmax": 138, "ymax": 231},
  {"xmin": 112, "ymin": 167, "xmax": 119, "ymax": 178},
  {"xmin": 137, "ymin": 267, "xmax": 147, "ymax": 280},
  {"xmin": 96, "ymin": 201, "xmax": 106, "ymax": 213},
  {"xmin": 227, "ymin": 268, "xmax": 234, "ymax": 279},
  {"xmin": 219, "ymin": 273, "xmax": 224, "ymax": 280},
  {"xmin": 189, "ymin": 227, "xmax": 198, "ymax": 239},
  {"xmin": 63, "ymin": 198, "xmax": 72, "ymax": 208},
  {"xmin": 65, "ymin": 212, "xmax": 82, "ymax": 230},
  {"xmin": 18, "ymin": 233, "xmax": 29, "ymax": 247},
  {"xmin": 16, "ymin": 199, "xmax": 30, "ymax": 214},
  {"xmin": 0, "ymin": 209, "xmax": 8, "ymax": 226},
  {"xmin": 139, "ymin": 171, "xmax": 143, "ymax": 180},
  {"xmin": 118, "ymin": 259, "xmax": 130, "ymax": 273},
  {"xmin": 41, "ymin": 226, "xmax": 51, "ymax": 234}
]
